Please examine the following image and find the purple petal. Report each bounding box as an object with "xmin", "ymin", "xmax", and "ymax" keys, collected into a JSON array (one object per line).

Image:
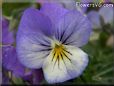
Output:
[
  {"xmin": 55, "ymin": 10, "xmax": 92, "ymax": 47},
  {"xmin": 2, "ymin": 18, "xmax": 14, "ymax": 45},
  {"xmin": 99, "ymin": 7, "xmax": 113, "ymax": 24},
  {"xmin": 40, "ymin": 3, "xmax": 68, "ymax": 25},
  {"xmin": 2, "ymin": 46, "xmax": 26, "ymax": 77},
  {"xmin": 18, "ymin": 8, "xmax": 53, "ymax": 36},
  {"xmin": 23, "ymin": 69, "xmax": 43, "ymax": 84},
  {"xmin": 16, "ymin": 8, "xmax": 51, "ymax": 69},
  {"xmin": 32, "ymin": 69, "xmax": 43, "ymax": 85},
  {"xmin": 87, "ymin": 11, "xmax": 101, "ymax": 28}
]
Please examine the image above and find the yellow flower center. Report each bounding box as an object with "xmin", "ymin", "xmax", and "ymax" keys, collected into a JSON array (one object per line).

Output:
[
  {"xmin": 51, "ymin": 43, "xmax": 72, "ymax": 68},
  {"xmin": 54, "ymin": 44, "xmax": 64, "ymax": 55}
]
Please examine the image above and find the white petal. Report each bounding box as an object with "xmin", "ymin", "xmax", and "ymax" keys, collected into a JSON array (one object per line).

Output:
[{"xmin": 43, "ymin": 45, "xmax": 88, "ymax": 83}]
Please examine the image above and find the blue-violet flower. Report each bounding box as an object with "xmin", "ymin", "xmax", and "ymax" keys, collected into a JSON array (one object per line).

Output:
[{"xmin": 16, "ymin": 5, "xmax": 92, "ymax": 83}]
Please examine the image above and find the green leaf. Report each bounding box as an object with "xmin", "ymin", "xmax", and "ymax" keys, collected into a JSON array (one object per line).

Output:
[{"xmin": 2, "ymin": 3, "xmax": 32, "ymax": 16}]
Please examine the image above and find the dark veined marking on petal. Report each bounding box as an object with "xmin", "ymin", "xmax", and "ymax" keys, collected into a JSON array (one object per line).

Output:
[
  {"xmin": 52, "ymin": 51, "xmax": 56, "ymax": 62},
  {"xmin": 52, "ymin": 46, "xmax": 72, "ymax": 70},
  {"xmin": 59, "ymin": 29, "xmax": 65, "ymax": 41},
  {"xmin": 52, "ymin": 52, "xmax": 61, "ymax": 70},
  {"xmin": 32, "ymin": 35, "xmax": 50, "ymax": 46},
  {"xmin": 39, "ymin": 43, "xmax": 50, "ymax": 47},
  {"xmin": 59, "ymin": 17, "xmax": 78, "ymax": 42},
  {"xmin": 27, "ymin": 53, "xmax": 49, "ymax": 60},
  {"xmin": 64, "ymin": 40, "xmax": 77, "ymax": 45},
  {"xmin": 60, "ymin": 52, "xmax": 68, "ymax": 71},
  {"xmin": 60, "ymin": 52, "xmax": 65, "ymax": 65},
  {"xmin": 62, "ymin": 29, "xmax": 74, "ymax": 44},
  {"xmin": 60, "ymin": 52, "xmax": 74, "ymax": 78},
  {"xmin": 60, "ymin": 52, "xmax": 73, "ymax": 78},
  {"xmin": 42, "ymin": 39, "xmax": 51, "ymax": 45},
  {"xmin": 63, "ymin": 48, "xmax": 72, "ymax": 55},
  {"xmin": 38, "ymin": 48, "xmax": 52, "ymax": 52},
  {"xmin": 22, "ymin": 48, "xmax": 52, "ymax": 53},
  {"xmin": 62, "ymin": 51, "xmax": 71, "ymax": 62},
  {"xmin": 59, "ymin": 17, "xmax": 70, "ymax": 42},
  {"xmin": 26, "ymin": 35, "xmax": 51, "ymax": 51},
  {"xmin": 30, "ymin": 41, "xmax": 50, "ymax": 48},
  {"xmin": 59, "ymin": 23, "xmax": 70, "ymax": 42},
  {"xmin": 33, "ymin": 37, "xmax": 50, "ymax": 47},
  {"xmin": 62, "ymin": 20, "xmax": 79, "ymax": 44}
]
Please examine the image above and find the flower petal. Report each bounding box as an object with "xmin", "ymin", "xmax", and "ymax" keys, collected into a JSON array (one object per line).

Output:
[
  {"xmin": 43, "ymin": 45, "xmax": 88, "ymax": 83},
  {"xmin": 18, "ymin": 8, "xmax": 53, "ymax": 36},
  {"xmin": 40, "ymin": 3, "xmax": 68, "ymax": 25},
  {"xmin": 2, "ymin": 18, "xmax": 14, "ymax": 45},
  {"xmin": 87, "ymin": 11, "xmax": 101, "ymax": 29},
  {"xmin": 2, "ymin": 46, "xmax": 25, "ymax": 77},
  {"xmin": 17, "ymin": 32, "xmax": 51, "ymax": 69},
  {"xmin": 16, "ymin": 8, "xmax": 53, "ymax": 69},
  {"xmin": 55, "ymin": 10, "xmax": 92, "ymax": 47},
  {"xmin": 99, "ymin": 7, "xmax": 113, "ymax": 24},
  {"xmin": 32, "ymin": 69, "xmax": 44, "ymax": 84}
]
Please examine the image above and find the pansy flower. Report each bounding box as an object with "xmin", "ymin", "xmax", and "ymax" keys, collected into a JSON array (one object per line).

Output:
[{"xmin": 16, "ymin": 4, "xmax": 92, "ymax": 83}]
